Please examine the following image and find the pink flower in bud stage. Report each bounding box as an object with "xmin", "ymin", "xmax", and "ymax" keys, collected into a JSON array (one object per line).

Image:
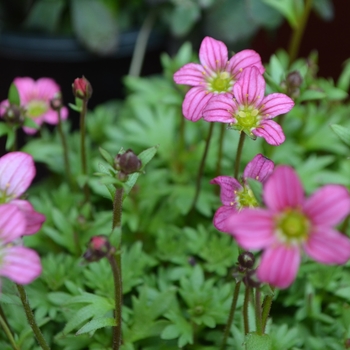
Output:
[
  {"xmin": 173, "ymin": 36, "xmax": 264, "ymax": 122},
  {"xmin": 72, "ymin": 76, "xmax": 93, "ymax": 100},
  {"xmin": 0, "ymin": 204, "xmax": 42, "ymax": 288},
  {"xmin": 226, "ymin": 166, "xmax": 350, "ymax": 289},
  {"xmin": 211, "ymin": 154, "xmax": 274, "ymax": 232},
  {"xmin": 0, "ymin": 77, "xmax": 68, "ymax": 134},
  {"xmin": 203, "ymin": 66, "xmax": 294, "ymax": 145},
  {"xmin": 0, "ymin": 152, "xmax": 45, "ymax": 235}
]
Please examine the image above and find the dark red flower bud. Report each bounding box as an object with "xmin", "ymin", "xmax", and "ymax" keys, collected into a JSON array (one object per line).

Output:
[
  {"xmin": 238, "ymin": 251, "xmax": 255, "ymax": 269},
  {"xmin": 2, "ymin": 104, "xmax": 25, "ymax": 125},
  {"xmin": 83, "ymin": 235, "xmax": 115, "ymax": 262},
  {"xmin": 286, "ymin": 71, "xmax": 303, "ymax": 89},
  {"xmin": 50, "ymin": 93, "xmax": 64, "ymax": 111},
  {"xmin": 72, "ymin": 76, "xmax": 93, "ymax": 100},
  {"xmin": 114, "ymin": 149, "xmax": 142, "ymax": 175}
]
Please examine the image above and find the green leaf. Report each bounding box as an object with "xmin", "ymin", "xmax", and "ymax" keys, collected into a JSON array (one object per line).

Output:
[
  {"xmin": 263, "ymin": 0, "xmax": 303, "ymax": 28},
  {"xmin": 246, "ymin": 178, "xmax": 263, "ymax": 206},
  {"xmin": 99, "ymin": 147, "xmax": 115, "ymax": 166},
  {"xmin": 68, "ymin": 103, "xmax": 82, "ymax": 113},
  {"xmin": 170, "ymin": 2, "xmax": 200, "ymax": 37},
  {"xmin": 330, "ymin": 124, "xmax": 350, "ymax": 147},
  {"xmin": 337, "ymin": 58, "xmax": 350, "ymax": 92},
  {"xmin": 23, "ymin": 117, "xmax": 40, "ymax": 129},
  {"xmin": 245, "ymin": 332, "xmax": 272, "ymax": 350},
  {"xmin": 71, "ymin": 0, "xmax": 118, "ymax": 55},
  {"xmin": 8, "ymin": 83, "xmax": 20, "ymax": 106},
  {"xmin": 0, "ymin": 123, "xmax": 12, "ymax": 137},
  {"xmin": 299, "ymin": 89, "xmax": 327, "ymax": 101},
  {"xmin": 76, "ymin": 317, "xmax": 116, "ymax": 335}
]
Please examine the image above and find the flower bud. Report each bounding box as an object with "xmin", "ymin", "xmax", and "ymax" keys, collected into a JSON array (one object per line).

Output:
[
  {"xmin": 114, "ymin": 149, "xmax": 142, "ymax": 175},
  {"xmin": 83, "ymin": 235, "xmax": 115, "ymax": 262},
  {"xmin": 72, "ymin": 76, "xmax": 93, "ymax": 100},
  {"xmin": 50, "ymin": 93, "xmax": 64, "ymax": 111},
  {"xmin": 2, "ymin": 104, "xmax": 25, "ymax": 125},
  {"xmin": 286, "ymin": 71, "xmax": 303, "ymax": 89},
  {"xmin": 238, "ymin": 251, "xmax": 255, "ymax": 269},
  {"xmin": 243, "ymin": 269, "xmax": 261, "ymax": 288}
]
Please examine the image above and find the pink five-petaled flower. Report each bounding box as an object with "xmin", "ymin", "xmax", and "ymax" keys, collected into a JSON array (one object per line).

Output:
[
  {"xmin": 0, "ymin": 152, "xmax": 45, "ymax": 235},
  {"xmin": 173, "ymin": 36, "xmax": 264, "ymax": 122},
  {"xmin": 226, "ymin": 166, "xmax": 350, "ymax": 289},
  {"xmin": 211, "ymin": 154, "xmax": 274, "ymax": 232},
  {"xmin": 0, "ymin": 77, "xmax": 68, "ymax": 134},
  {"xmin": 0, "ymin": 204, "xmax": 42, "ymax": 289},
  {"xmin": 203, "ymin": 66, "xmax": 294, "ymax": 145}
]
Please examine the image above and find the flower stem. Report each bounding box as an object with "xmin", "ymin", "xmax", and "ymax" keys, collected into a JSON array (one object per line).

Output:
[
  {"xmin": 234, "ymin": 132, "xmax": 246, "ymax": 178},
  {"xmin": 0, "ymin": 312, "xmax": 19, "ymax": 350},
  {"xmin": 261, "ymin": 286, "xmax": 275, "ymax": 332},
  {"xmin": 16, "ymin": 284, "xmax": 50, "ymax": 350},
  {"xmin": 190, "ymin": 122, "xmax": 214, "ymax": 212},
  {"xmin": 57, "ymin": 108, "xmax": 73, "ymax": 189},
  {"xmin": 221, "ymin": 280, "xmax": 241, "ymax": 350},
  {"xmin": 243, "ymin": 285, "xmax": 250, "ymax": 335},
  {"xmin": 288, "ymin": 0, "xmax": 313, "ymax": 65},
  {"xmin": 110, "ymin": 187, "xmax": 124, "ymax": 349},
  {"xmin": 128, "ymin": 10, "xmax": 156, "ymax": 77},
  {"xmin": 80, "ymin": 100, "xmax": 90, "ymax": 204},
  {"xmin": 255, "ymin": 289, "xmax": 263, "ymax": 335},
  {"xmin": 216, "ymin": 123, "xmax": 226, "ymax": 177}
]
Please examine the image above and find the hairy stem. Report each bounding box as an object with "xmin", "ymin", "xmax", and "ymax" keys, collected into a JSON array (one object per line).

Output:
[
  {"xmin": 16, "ymin": 284, "xmax": 50, "ymax": 350},
  {"xmin": 261, "ymin": 286, "xmax": 275, "ymax": 332},
  {"xmin": 221, "ymin": 280, "xmax": 241, "ymax": 350},
  {"xmin": 216, "ymin": 123, "xmax": 226, "ymax": 177},
  {"xmin": 243, "ymin": 285, "xmax": 251, "ymax": 335},
  {"xmin": 80, "ymin": 100, "xmax": 90, "ymax": 204},
  {"xmin": 0, "ymin": 311, "xmax": 19, "ymax": 350},
  {"xmin": 255, "ymin": 289, "xmax": 263, "ymax": 335},
  {"xmin": 288, "ymin": 0, "xmax": 313, "ymax": 65}
]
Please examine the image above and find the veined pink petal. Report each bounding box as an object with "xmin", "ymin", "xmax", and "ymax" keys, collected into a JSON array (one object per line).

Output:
[
  {"xmin": 227, "ymin": 49, "xmax": 265, "ymax": 78},
  {"xmin": 257, "ymin": 244, "xmax": 300, "ymax": 289},
  {"xmin": 0, "ymin": 246, "xmax": 42, "ymax": 284},
  {"xmin": 303, "ymin": 185, "xmax": 350, "ymax": 226},
  {"xmin": 260, "ymin": 93, "xmax": 294, "ymax": 119},
  {"xmin": 173, "ymin": 63, "xmax": 206, "ymax": 86},
  {"xmin": 199, "ymin": 37, "xmax": 228, "ymax": 73},
  {"xmin": 304, "ymin": 227, "xmax": 350, "ymax": 264},
  {"xmin": 35, "ymin": 78, "xmax": 62, "ymax": 100},
  {"xmin": 243, "ymin": 154, "xmax": 274, "ymax": 183},
  {"xmin": 226, "ymin": 208, "xmax": 275, "ymax": 249},
  {"xmin": 182, "ymin": 87, "xmax": 213, "ymax": 121},
  {"xmin": 0, "ymin": 100, "xmax": 9, "ymax": 116},
  {"xmin": 210, "ymin": 176, "xmax": 242, "ymax": 205},
  {"xmin": 12, "ymin": 200, "xmax": 46, "ymax": 235},
  {"xmin": 263, "ymin": 166, "xmax": 304, "ymax": 211},
  {"xmin": 252, "ymin": 120, "xmax": 285, "ymax": 146},
  {"xmin": 202, "ymin": 94, "xmax": 236, "ymax": 123},
  {"xmin": 0, "ymin": 152, "xmax": 35, "ymax": 198},
  {"xmin": 0, "ymin": 204, "xmax": 26, "ymax": 244},
  {"xmin": 213, "ymin": 205, "xmax": 237, "ymax": 232},
  {"xmin": 23, "ymin": 125, "xmax": 41, "ymax": 135},
  {"xmin": 233, "ymin": 66, "xmax": 265, "ymax": 106}
]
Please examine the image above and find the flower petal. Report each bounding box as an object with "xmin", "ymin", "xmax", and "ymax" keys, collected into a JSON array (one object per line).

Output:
[
  {"xmin": 226, "ymin": 208, "xmax": 275, "ymax": 249},
  {"xmin": 0, "ymin": 152, "xmax": 35, "ymax": 198},
  {"xmin": 0, "ymin": 246, "xmax": 42, "ymax": 284},
  {"xmin": 210, "ymin": 176, "xmax": 242, "ymax": 205},
  {"xmin": 263, "ymin": 166, "xmax": 304, "ymax": 211},
  {"xmin": 243, "ymin": 154, "xmax": 274, "ymax": 183},
  {"xmin": 44, "ymin": 106, "xmax": 69, "ymax": 124},
  {"xmin": 252, "ymin": 120, "xmax": 285, "ymax": 146},
  {"xmin": 13, "ymin": 77, "xmax": 36, "ymax": 104},
  {"xmin": 173, "ymin": 63, "xmax": 206, "ymax": 86},
  {"xmin": 260, "ymin": 93, "xmax": 294, "ymax": 119},
  {"xmin": 182, "ymin": 87, "xmax": 213, "ymax": 121},
  {"xmin": 257, "ymin": 244, "xmax": 300, "ymax": 289},
  {"xmin": 12, "ymin": 200, "xmax": 46, "ymax": 235},
  {"xmin": 213, "ymin": 205, "xmax": 237, "ymax": 232},
  {"xmin": 227, "ymin": 49, "xmax": 265, "ymax": 78},
  {"xmin": 303, "ymin": 185, "xmax": 350, "ymax": 226},
  {"xmin": 0, "ymin": 204, "xmax": 26, "ymax": 243},
  {"xmin": 304, "ymin": 227, "xmax": 350, "ymax": 264},
  {"xmin": 202, "ymin": 93, "xmax": 236, "ymax": 123},
  {"xmin": 199, "ymin": 37, "xmax": 228, "ymax": 73},
  {"xmin": 233, "ymin": 66, "xmax": 265, "ymax": 106}
]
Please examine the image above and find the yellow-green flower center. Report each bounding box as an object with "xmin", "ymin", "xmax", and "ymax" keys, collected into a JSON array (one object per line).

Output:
[
  {"xmin": 235, "ymin": 186, "xmax": 258, "ymax": 210},
  {"xmin": 26, "ymin": 100, "xmax": 48, "ymax": 118},
  {"xmin": 275, "ymin": 209, "xmax": 310, "ymax": 243},
  {"xmin": 235, "ymin": 105, "xmax": 260, "ymax": 129},
  {"xmin": 208, "ymin": 72, "xmax": 233, "ymax": 93}
]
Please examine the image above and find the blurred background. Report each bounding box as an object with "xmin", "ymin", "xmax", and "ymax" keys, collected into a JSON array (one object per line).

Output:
[{"xmin": 0, "ymin": 0, "xmax": 349, "ymax": 108}]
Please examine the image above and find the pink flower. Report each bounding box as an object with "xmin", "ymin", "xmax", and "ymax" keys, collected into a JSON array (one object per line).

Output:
[
  {"xmin": 202, "ymin": 66, "xmax": 294, "ymax": 145},
  {"xmin": 0, "ymin": 77, "xmax": 68, "ymax": 134},
  {"xmin": 0, "ymin": 152, "xmax": 45, "ymax": 235},
  {"xmin": 226, "ymin": 166, "xmax": 350, "ymax": 289},
  {"xmin": 211, "ymin": 154, "xmax": 274, "ymax": 232},
  {"xmin": 0, "ymin": 204, "xmax": 42, "ymax": 287},
  {"xmin": 173, "ymin": 36, "xmax": 264, "ymax": 121}
]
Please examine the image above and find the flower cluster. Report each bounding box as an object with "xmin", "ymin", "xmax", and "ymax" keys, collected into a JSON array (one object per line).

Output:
[
  {"xmin": 0, "ymin": 77, "xmax": 68, "ymax": 134},
  {"xmin": 174, "ymin": 36, "xmax": 294, "ymax": 145},
  {"xmin": 0, "ymin": 152, "xmax": 44, "ymax": 288}
]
